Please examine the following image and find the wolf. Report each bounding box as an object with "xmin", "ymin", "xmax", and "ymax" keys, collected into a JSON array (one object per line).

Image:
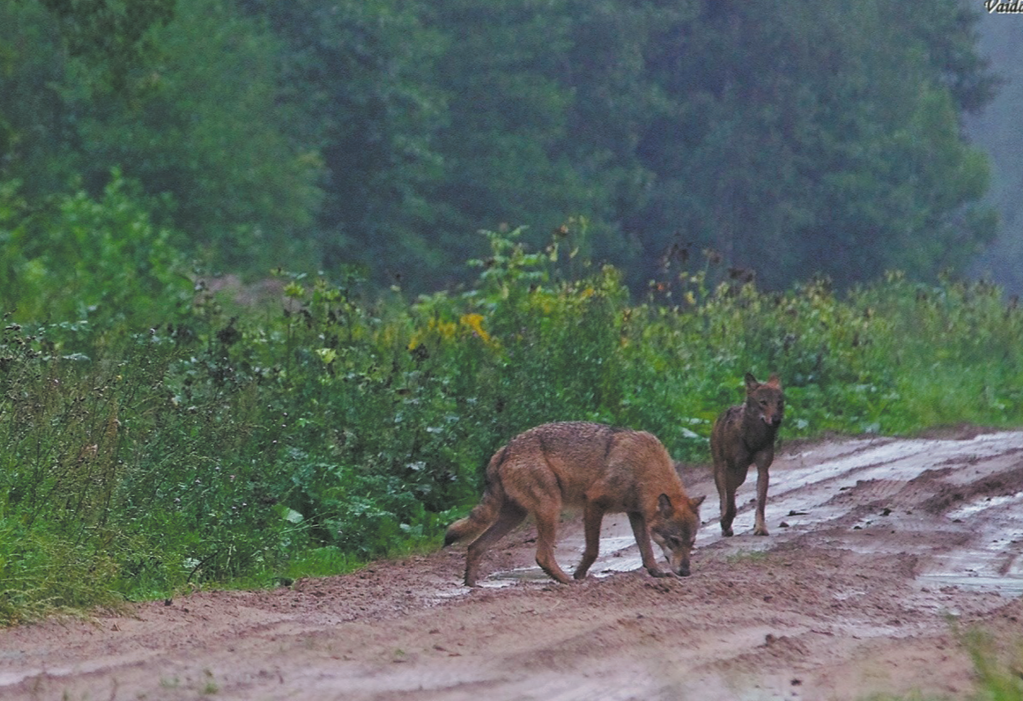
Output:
[
  {"xmin": 444, "ymin": 422, "xmax": 705, "ymax": 586},
  {"xmin": 711, "ymin": 373, "xmax": 784, "ymax": 537}
]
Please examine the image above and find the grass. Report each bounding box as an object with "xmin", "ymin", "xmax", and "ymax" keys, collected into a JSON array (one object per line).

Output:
[
  {"xmin": 1, "ymin": 232, "xmax": 1022, "ymax": 622},
  {"xmin": 862, "ymin": 627, "xmax": 1023, "ymax": 701},
  {"xmin": 724, "ymin": 549, "xmax": 772, "ymax": 565},
  {"xmin": 962, "ymin": 628, "xmax": 1023, "ymax": 701}
]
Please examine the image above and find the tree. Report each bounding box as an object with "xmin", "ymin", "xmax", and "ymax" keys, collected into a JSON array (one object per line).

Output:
[
  {"xmin": 0, "ymin": 0, "xmax": 176, "ymax": 192},
  {"xmin": 36, "ymin": 0, "xmax": 174, "ymax": 92},
  {"xmin": 1, "ymin": 0, "xmax": 1000, "ymax": 293},
  {"xmin": 1, "ymin": 0, "xmax": 324, "ymax": 274},
  {"xmin": 0, "ymin": 2, "xmax": 86, "ymax": 195},
  {"xmin": 73, "ymin": 0, "xmax": 324, "ymax": 271},
  {"xmin": 631, "ymin": 0, "xmax": 996, "ymax": 288},
  {"xmin": 239, "ymin": 0, "xmax": 449, "ymax": 287}
]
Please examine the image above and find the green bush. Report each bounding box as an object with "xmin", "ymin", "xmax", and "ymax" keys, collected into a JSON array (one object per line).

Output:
[
  {"xmin": 0, "ymin": 171, "xmax": 191, "ymax": 331},
  {"xmin": 1, "ymin": 228, "xmax": 1022, "ymax": 622}
]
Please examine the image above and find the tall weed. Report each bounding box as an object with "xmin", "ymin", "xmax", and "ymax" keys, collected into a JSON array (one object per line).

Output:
[{"xmin": 1, "ymin": 229, "xmax": 1022, "ymax": 620}]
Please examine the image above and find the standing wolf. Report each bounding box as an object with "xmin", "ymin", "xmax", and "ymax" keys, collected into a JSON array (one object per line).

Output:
[
  {"xmin": 445, "ymin": 422, "xmax": 705, "ymax": 586},
  {"xmin": 711, "ymin": 373, "xmax": 784, "ymax": 537}
]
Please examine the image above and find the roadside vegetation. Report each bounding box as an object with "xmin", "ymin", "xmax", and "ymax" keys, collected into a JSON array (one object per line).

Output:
[
  {"xmin": 1, "ymin": 205, "xmax": 1021, "ymax": 624},
  {"xmin": 866, "ymin": 628, "xmax": 1023, "ymax": 701}
]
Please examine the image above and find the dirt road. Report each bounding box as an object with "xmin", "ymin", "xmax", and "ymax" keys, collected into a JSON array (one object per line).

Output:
[{"xmin": 3, "ymin": 429, "xmax": 1023, "ymax": 700}]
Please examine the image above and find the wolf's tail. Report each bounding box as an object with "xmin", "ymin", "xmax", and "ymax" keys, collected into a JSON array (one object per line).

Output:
[{"xmin": 444, "ymin": 469, "xmax": 506, "ymax": 546}]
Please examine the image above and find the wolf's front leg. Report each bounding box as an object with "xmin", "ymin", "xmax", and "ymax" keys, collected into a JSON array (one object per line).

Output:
[
  {"xmin": 753, "ymin": 455, "xmax": 772, "ymax": 536},
  {"xmin": 573, "ymin": 501, "xmax": 605, "ymax": 580},
  {"xmin": 627, "ymin": 512, "xmax": 669, "ymax": 577},
  {"xmin": 717, "ymin": 470, "xmax": 739, "ymax": 537}
]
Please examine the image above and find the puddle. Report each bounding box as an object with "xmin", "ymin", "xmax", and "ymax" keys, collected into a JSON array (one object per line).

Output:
[
  {"xmin": 479, "ymin": 431, "xmax": 1023, "ymax": 596},
  {"xmin": 947, "ymin": 492, "xmax": 1023, "ymax": 521},
  {"xmin": 926, "ymin": 474, "xmax": 1023, "ymax": 596},
  {"xmin": 918, "ymin": 572, "xmax": 1023, "ymax": 597}
]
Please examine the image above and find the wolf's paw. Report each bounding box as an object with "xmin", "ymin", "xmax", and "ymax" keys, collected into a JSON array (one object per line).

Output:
[
  {"xmin": 721, "ymin": 527, "xmax": 734, "ymax": 537},
  {"xmin": 753, "ymin": 527, "xmax": 769, "ymax": 537}
]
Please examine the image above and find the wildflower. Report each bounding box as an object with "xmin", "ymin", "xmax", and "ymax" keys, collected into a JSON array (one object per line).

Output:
[
  {"xmin": 459, "ymin": 314, "xmax": 492, "ymax": 345},
  {"xmin": 408, "ymin": 317, "xmax": 458, "ymax": 350}
]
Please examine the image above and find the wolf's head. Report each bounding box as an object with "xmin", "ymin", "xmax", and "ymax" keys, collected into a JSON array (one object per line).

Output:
[
  {"xmin": 650, "ymin": 493, "xmax": 705, "ymax": 576},
  {"xmin": 744, "ymin": 372, "xmax": 784, "ymax": 428}
]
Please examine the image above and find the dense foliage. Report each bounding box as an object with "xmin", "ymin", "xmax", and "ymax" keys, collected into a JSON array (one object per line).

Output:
[
  {"xmin": 1, "ymin": 224, "xmax": 1022, "ymax": 622},
  {"xmin": 0, "ymin": 0, "xmax": 998, "ymax": 290}
]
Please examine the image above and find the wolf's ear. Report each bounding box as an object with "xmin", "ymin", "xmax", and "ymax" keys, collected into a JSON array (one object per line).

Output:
[
  {"xmin": 657, "ymin": 493, "xmax": 673, "ymax": 517},
  {"xmin": 766, "ymin": 373, "xmax": 782, "ymax": 388},
  {"xmin": 744, "ymin": 372, "xmax": 759, "ymax": 392},
  {"xmin": 690, "ymin": 495, "xmax": 706, "ymax": 510}
]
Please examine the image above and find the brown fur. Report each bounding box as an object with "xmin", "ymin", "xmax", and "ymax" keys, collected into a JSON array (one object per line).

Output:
[
  {"xmin": 710, "ymin": 373, "xmax": 784, "ymax": 537},
  {"xmin": 445, "ymin": 422, "xmax": 705, "ymax": 586}
]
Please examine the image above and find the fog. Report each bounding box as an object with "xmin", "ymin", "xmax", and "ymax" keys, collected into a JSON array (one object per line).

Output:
[{"xmin": 968, "ymin": 12, "xmax": 1023, "ymax": 293}]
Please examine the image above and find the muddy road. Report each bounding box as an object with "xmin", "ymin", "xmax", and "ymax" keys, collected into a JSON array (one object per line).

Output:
[{"xmin": 3, "ymin": 430, "xmax": 1023, "ymax": 700}]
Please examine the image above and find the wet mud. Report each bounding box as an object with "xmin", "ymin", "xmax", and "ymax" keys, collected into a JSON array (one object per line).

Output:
[{"xmin": 2, "ymin": 431, "xmax": 1023, "ymax": 700}]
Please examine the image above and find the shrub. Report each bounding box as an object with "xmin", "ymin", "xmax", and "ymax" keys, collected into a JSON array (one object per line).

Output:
[
  {"xmin": 1, "ymin": 227, "xmax": 1022, "ymax": 620},
  {"xmin": 0, "ymin": 171, "xmax": 191, "ymax": 332}
]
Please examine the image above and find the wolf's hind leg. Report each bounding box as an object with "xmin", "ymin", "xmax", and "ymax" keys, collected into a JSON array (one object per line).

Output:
[
  {"xmin": 533, "ymin": 502, "xmax": 572, "ymax": 584},
  {"xmin": 719, "ymin": 476, "xmax": 738, "ymax": 537},
  {"xmin": 464, "ymin": 501, "xmax": 527, "ymax": 586}
]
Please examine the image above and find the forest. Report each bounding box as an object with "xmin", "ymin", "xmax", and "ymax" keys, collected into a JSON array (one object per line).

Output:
[{"xmin": 0, "ymin": 0, "xmax": 1002, "ymax": 294}]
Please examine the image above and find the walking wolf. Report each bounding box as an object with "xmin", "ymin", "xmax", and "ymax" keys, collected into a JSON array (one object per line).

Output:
[
  {"xmin": 711, "ymin": 373, "xmax": 784, "ymax": 537},
  {"xmin": 445, "ymin": 422, "xmax": 705, "ymax": 586}
]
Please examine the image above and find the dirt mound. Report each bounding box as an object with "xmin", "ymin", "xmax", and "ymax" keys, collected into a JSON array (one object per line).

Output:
[{"xmin": 2, "ymin": 432, "xmax": 1023, "ymax": 700}]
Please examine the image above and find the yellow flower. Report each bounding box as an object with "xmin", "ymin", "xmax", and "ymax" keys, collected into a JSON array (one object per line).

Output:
[
  {"xmin": 408, "ymin": 317, "xmax": 458, "ymax": 350},
  {"xmin": 459, "ymin": 313, "xmax": 492, "ymax": 345}
]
